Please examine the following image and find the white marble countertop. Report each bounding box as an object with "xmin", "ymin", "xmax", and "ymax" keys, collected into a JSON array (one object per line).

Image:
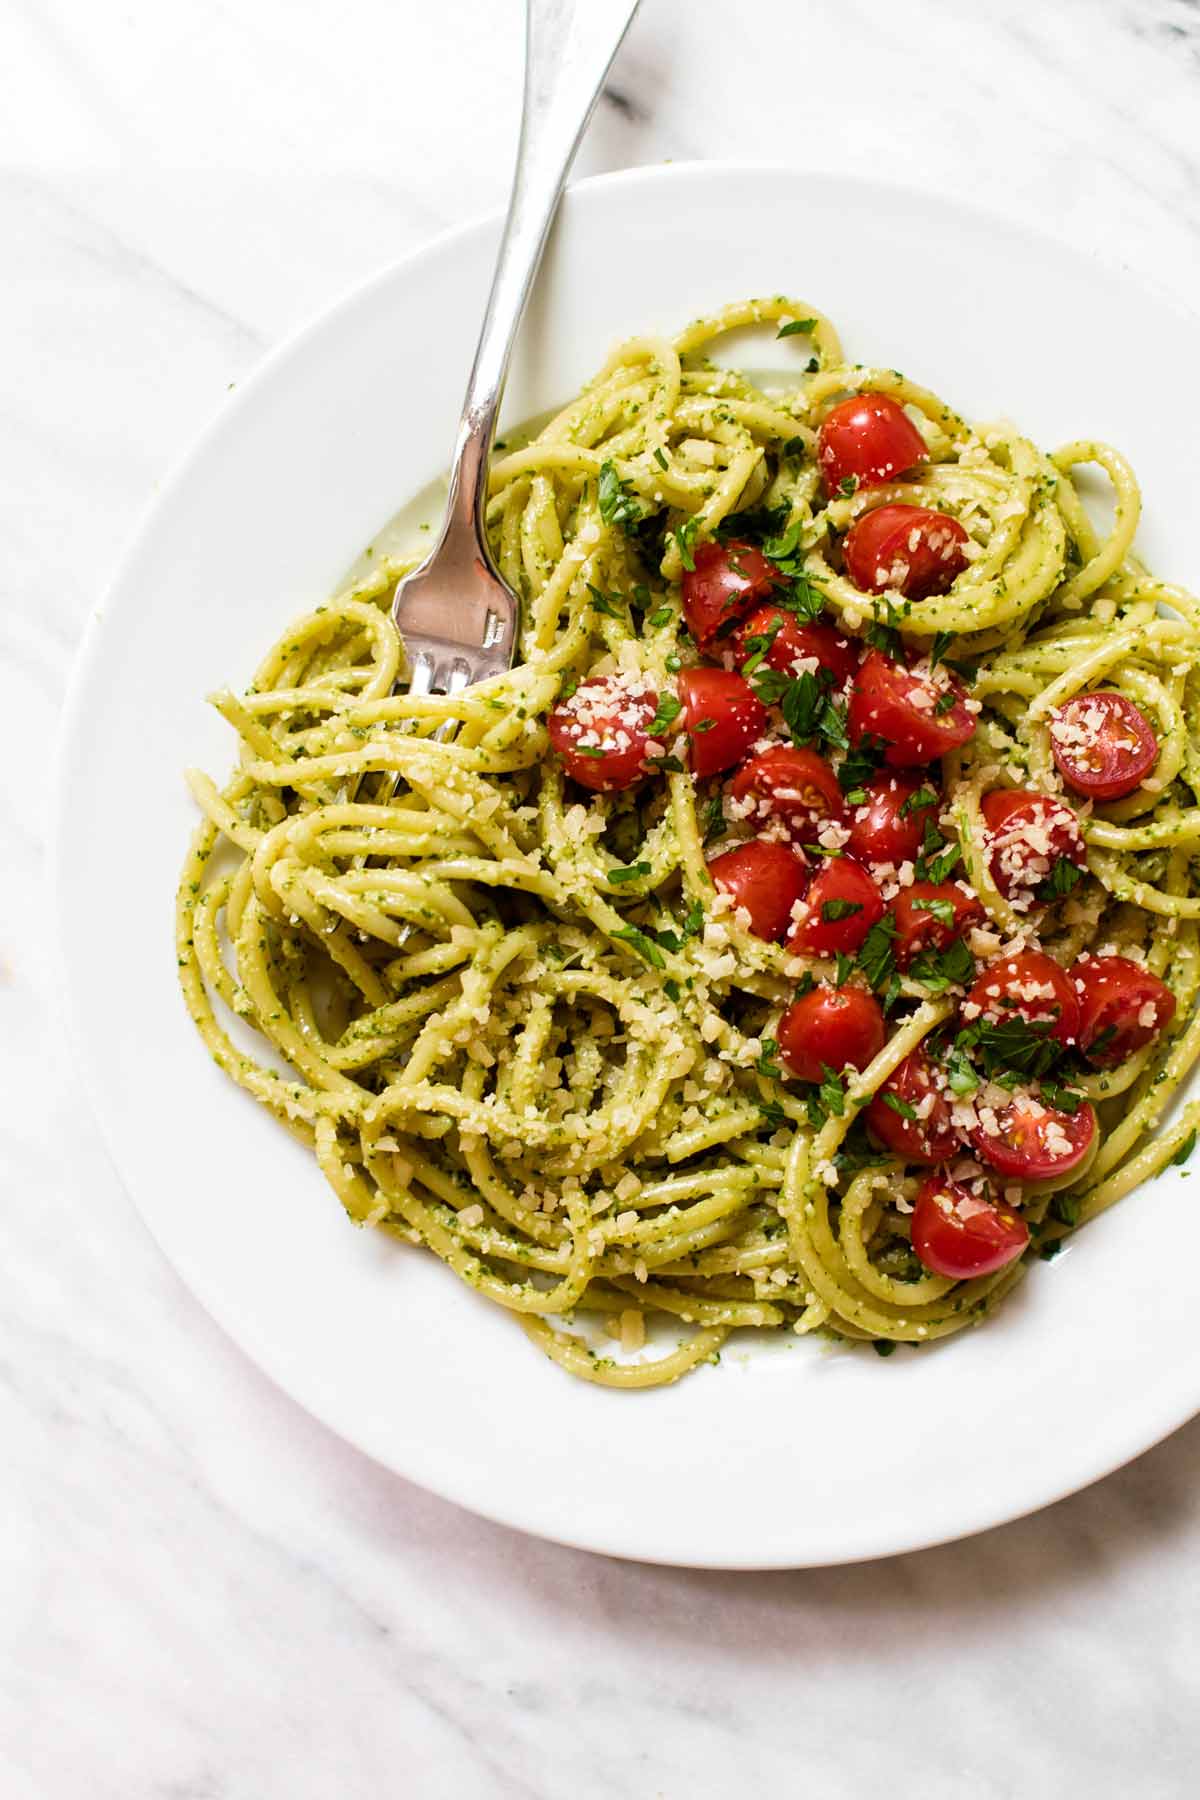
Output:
[{"xmin": 5, "ymin": 1, "xmax": 1200, "ymax": 1793}]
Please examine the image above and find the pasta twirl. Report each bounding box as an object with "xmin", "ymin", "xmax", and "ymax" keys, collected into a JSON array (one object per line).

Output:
[{"xmin": 177, "ymin": 299, "xmax": 1200, "ymax": 1387}]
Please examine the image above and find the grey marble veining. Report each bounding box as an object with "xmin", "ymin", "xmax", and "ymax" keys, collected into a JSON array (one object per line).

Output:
[{"xmin": 4, "ymin": 2, "xmax": 1200, "ymax": 1794}]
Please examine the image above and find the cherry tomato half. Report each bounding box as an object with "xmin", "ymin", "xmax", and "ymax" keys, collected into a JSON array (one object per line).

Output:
[
  {"xmin": 776, "ymin": 983, "xmax": 886, "ymax": 1084},
  {"xmin": 1049, "ymin": 690, "xmax": 1159, "ymax": 802},
  {"xmin": 732, "ymin": 607, "xmax": 860, "ymax": 686},
  {"xmin": 845, "ymin": 774, "xmax": 940, "ymax": 866},
  {"xmin": 818, "ymin": 393, "xmax": 927, "ymax": 494},
  {"xmin": 889, "ymin": 881, "xmax": 984, "ymax": 970},
  {"xmin": 787, "ymin": 856, "xmax": 884, "ymax": 956},
  {"xmin": 970, "ymin": 1095, "xmax": 1096, "ymax": 1184},
  {"xmin": 843, "ymin": 504, "xmax": 970, "ymax": 601},
  {"xmin": 847, "ymin": 651, "xmax": 976, "ymax": 767},
  {"xmin": 980, "ymin": 789, "xmax": 1087, "ymax": 899},
  {"xmin": 708, "ymin": 839, "xmax": 808, "ymax": 943},
  {"xmin": 911, "ymin": 1176, "xmax": 1029, "ymax": 1279},
  {"xmin": 965, "ymin": 948, "xmax": 1081, "ymax": 1044},
  {"xmin": 1072, "ymin": 954, "xmax": 1176, "ymax": 1065},
  {"xmin": 864, "ymin": 1048, "xmax": 961, "ymax": 1164},
  {"xmin": 678, "ymin": 667, "xmax": 766, "ymax": 778},
  {"xmin": 547, "ymin": 675, "xmax": 662, "ymax": 791},
  {"xmin": 728, "ymin": 746, "xmax": 846, "ymax": 841},
  {"xmin": 681, "ymin": 539, "xmax": 779, "ymax": 645}
]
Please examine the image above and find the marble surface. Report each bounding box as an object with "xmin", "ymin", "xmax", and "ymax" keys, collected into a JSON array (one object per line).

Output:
[{"xmin": 5, "ymin": 0, "xmax": 1200, "ymax": 1793}]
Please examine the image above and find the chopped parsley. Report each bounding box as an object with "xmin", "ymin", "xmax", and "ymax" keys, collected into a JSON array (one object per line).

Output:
[
  {"xmin": 606, "ymin": 862, "xmax": 652, "ymax": 886},
  {"xmin": 920, "ymin": 842, "xmax": 962, "ymax": 885},
  {"xmin": 586, "ymin": 583, "xmax": 626, "ymax": 619},
  {"xmin": 955, "ymin": 1015, "xmax": 1059, "ymax": 1080},
  {"xmin": 900, "ymin": 785, "xmax": 938, "ymax": 819},
  {"xmin": 739, "ymin": 616, "xmax": 784, "ymax": 676},
  {"xmin": 909, "ymin": 937, "xmax": 975, "ymax": 993},
  {"xmin": 777, "ymin": 317, "xmax": 818, "ymax": 337},
  {"xmin": 648, "ymin": 692, "xmax": 682, "ymax": 735},
  {"xmin": 912, "ymin": 895, "xmax": 956, "ymax": 928},
  {"xmin": 855, "ymin": 914, "xmax": 898, "ymax": 992},
  {"xmin": 611, "ymin": 925, "xmax": 665, "ymax": 968},
  {"xmin": 838, "ymin": 733, "xmax": 887, "ymax": 794},
  {"xmin": 1038, "ymin": 857, "xmax": 1083, "ymax": 901},
  {"xmin": 821, "ymin": 898, "xmax": 863, "ymax": 923},
  {"xmin": 701, "ymin": 791, "xmax": 725, "ymax": 845},
  {"xmin": 673, "ymin": 515, "xmax": 702, "ymax": 571},
  {"xmin": 881, "ymin": 1091, "xmax": 918, "ymax": 1123},
  {"xmin": 597, "ymin": 460, "xmax": 643, "ymax": 531},
  {"xmin": 756, "ymin": 1039, "xmax": 784, "ymax": 1079},
  {"xmin": 1041, "ymin": 1080, "xmax": 1083, "ymax": 1115}
]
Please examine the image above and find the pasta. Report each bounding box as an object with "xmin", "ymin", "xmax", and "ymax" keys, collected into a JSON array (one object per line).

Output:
[{"xmin": 177, "ymin": 298, "xmax": 1200, "ymax": 1387}]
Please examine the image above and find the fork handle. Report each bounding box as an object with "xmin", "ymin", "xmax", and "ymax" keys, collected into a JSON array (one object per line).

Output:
[{"xmin": 439, "ymin": 0, "xmax": 642, "ymax": 560}]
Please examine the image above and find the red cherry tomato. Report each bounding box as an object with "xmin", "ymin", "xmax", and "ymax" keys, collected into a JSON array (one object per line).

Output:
[
  {"xmin": 787, "ymin": 856, "xmax": 884, "ymax": 956},
  {"xmin": 547, "ymin": 675, "xmax": 661, "ymax": 792},
  {"xmin": 732, "ymin": 606, "xmax": 860, "ymax": 686},
  {"xmin": 911, "ymin": 1176, "xmax": 1029, "ymax": 1278},
  {"xmin": 708, "ymin": 839, "xmax": 808, "ymax": 943},
  {"xmin": 681, "ymin": 539, "xmax": 779, "ymax": 644},
  {"xmin": 1049, "ymin": 691, "xmax": 1159, "ymax": 802},
  {"xmin": 889, "ymin": 881, "xmax": 985, "ymax": 970},
  {"xmin": 971, "ymin": 1095, "xmax": 1096, "ymax": 1183},
  {"xmin": 980, "ymin": 789, "xmax": 1087, "ymax": 899},
  {"xmin": 678, "ymin": 667, "xmax": 766, "ymax": 778},
  {"xmin": 776, "ymin": 983, "xmax": 886, "ymax": 1084},
  {"xmin": 845, "ymin": 774, "xmax": 940, "ymax": 866},
  {"xmin": 843, "ymin": 504, "xmax": 970, "ymax": 601},
  {"xmin": 847, "ymin": 650, "xmax": 976, "ymax": 767},
  {"xmin": 728, "ymin": 746, "xmax": 846, "ymax": 841},
  {"xmin": 818, "ymin": 393, "xmax": 927, "ymax": 494},
  {"xmin": 1072, "ymin": 954, "xmax": 1176, "ymax": 1065},
  {"xmin": 864, "ymin": 1048, "xmax": 961, "ymax": 1164},
  {"xmin": 965, "ymin": 949, "xmax": 1081, "ymax": 1045}
]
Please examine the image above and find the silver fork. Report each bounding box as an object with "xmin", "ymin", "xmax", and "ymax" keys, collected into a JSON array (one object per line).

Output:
[{"xmin": 392, "ymin": 0, "xmax": 642, "ymax": 703}]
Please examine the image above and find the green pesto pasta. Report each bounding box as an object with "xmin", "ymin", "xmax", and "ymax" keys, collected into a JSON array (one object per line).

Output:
[{"xmin": 177, "ymin": 298, "xmax": 1200, "ymax": 1388}]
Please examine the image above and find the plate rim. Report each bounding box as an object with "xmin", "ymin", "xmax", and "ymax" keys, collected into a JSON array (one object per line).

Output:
[{"xmin": 53, "ymin": 159, "xmax": 1200, "ymax": 1568}]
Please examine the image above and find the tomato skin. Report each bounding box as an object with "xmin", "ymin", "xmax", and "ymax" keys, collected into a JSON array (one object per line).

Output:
[
  {"xmin": 843, "ymin": 504, "xmax": 969, "ymax": 601},
  {"xmin": 682, "ymin": 539, "xmax": 779, "ymax": 644},
  {"xmin": 847, "ymin": 650, "xmax": 976, "ymax": 767},
  {"xmin": 547, "ymin": 676, "xmax": 661, "ymax": 791},
  {"xmin": 818, "ymin": 393, "xmax": 927, "ymax": 494},
  {"xmin": 911, "ymin": 1177, "xmax": 1029, "ymax": 1279},
  {"xmin": 865, "ymin": 1048, "xmax": 961, "ymax": 1163},
  {"xmin": 777, "ymin": 983, "xmax": 886, "ymax": 1083},
  {"xmin": 708, "ymin": 839, "xmax": 808, "ymax": 943},
  {"xmin": 965, "ymin": 949, "xmax": 1081, "ymax": 1045},
  {"xmin": 1049, "ymin": 691, "xmax": 1159, "ymax": 802},
  {"xmin": 845, "ymin": 774, "xmax": 939, "ymax": 866},
  {"xmin": 732, "ymin": 607, "xmax": 860, "ymax": 685},
  {"xmin": 971, "ymin": 1097, "xmax": 1096, "ymax": 1183},
  {"xmin": 1073, "ymin": 954, "xmax": 1176, "ymax": 1065},
  {"xmin": 787, "ymin": 856, "xmax": 884, "ymax": 956},
  {"xmin": 889, "ymin": 881, "xmax": 985, "ymax": 970},
  {"xmin": 678, "ymin": 668, "xmax": 767, "ymax": 777},
  {"xmin": 728, "ymin": 746, "xmax": 846, "ymax": 840},
  {"xmin": 980, "ymin": 789, "xmax": 1087, "ymax": 899}
]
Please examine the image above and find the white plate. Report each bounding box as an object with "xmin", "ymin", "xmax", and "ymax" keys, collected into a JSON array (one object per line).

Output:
[{"xmin": 56, "ymin": 165, "xmax": 1200, "ymax": 1567}]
